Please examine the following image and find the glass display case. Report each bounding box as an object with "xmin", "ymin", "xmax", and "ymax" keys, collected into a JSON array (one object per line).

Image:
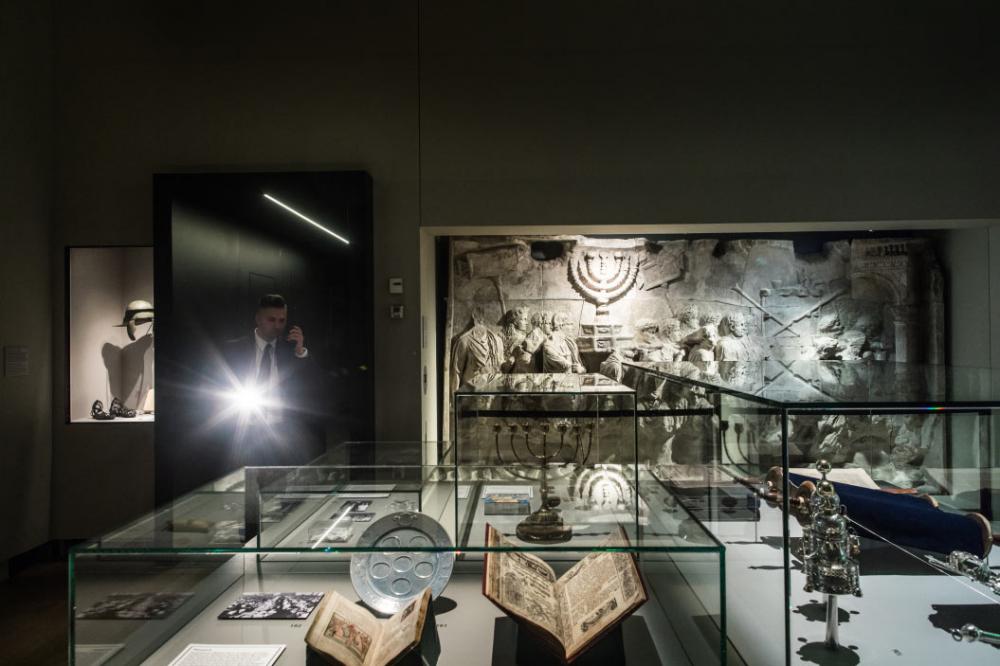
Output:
[
  {"xmin": 87, "ymin": 468, "xmax": 248, "ymax": 550},
  {"xmin": 452, "ymin": 373, "xmax": 639, "ymax": 547},
  {"xmin": 452, "ymin": 372, "xmax": 637, "ymax": 465},
  {"xmin": 621, "ymin": 360, "xmax": 1000, "ymax": 665},
  {"xmin": 70, "ymin": 459, "xmax": 727, "ymax": 665}
]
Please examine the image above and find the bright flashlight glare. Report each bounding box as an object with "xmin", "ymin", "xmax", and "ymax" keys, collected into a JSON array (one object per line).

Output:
[
  {"xmin": 263, "ymin": 193, "xmax": 350, "ymax": 245},
  {"xmin": 228, "ymin": 385, "xmax": 264, "ymax": 413}
]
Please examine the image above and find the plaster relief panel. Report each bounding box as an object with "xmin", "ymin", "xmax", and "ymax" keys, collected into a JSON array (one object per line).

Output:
[{"xmin": 442, "ymin": 234, "xmax": 945, "ymax": 465}]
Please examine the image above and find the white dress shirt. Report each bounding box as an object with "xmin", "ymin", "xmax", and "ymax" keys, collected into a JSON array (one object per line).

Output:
[
  {"xmin": 253, "ymin": 330, "xmax": 279, "ymax": 389},
  {"xmin": 252, "ymin": 329, "xmax": 308, "ymax": 423}
]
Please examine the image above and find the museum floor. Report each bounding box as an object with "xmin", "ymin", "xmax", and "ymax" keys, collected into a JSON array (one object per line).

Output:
[{"xmin": 0, "ymin": 563, "xmax": 67, "ymax": 665}]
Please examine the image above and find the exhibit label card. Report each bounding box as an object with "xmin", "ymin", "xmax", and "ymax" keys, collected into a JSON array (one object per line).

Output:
[{"xmin": 167, "ymin": 644, "xmax": 284, "ymax": 666}]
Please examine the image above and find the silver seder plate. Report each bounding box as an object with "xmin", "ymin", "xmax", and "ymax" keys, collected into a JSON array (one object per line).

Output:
[{"xmin": 350, "ymin": 511, "xmax": 455, "ymax": 615}]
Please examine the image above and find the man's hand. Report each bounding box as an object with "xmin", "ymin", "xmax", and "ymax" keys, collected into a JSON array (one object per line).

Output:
[{"xmin": 287, "ymin": 325, "xmax": 305, "ymax": 355}]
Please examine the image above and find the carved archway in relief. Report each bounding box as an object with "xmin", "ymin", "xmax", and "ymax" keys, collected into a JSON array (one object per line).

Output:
[
  {"xmin": 848, "ymin": 274, "xmax": 907, "ymax": 362},
  {"xmin": 849, "ymin": 240, "xmax": 928, "ymax": 362},
  {"xmin": 851, "ymin": 273, "xmax": 904, "ymax": 306}
]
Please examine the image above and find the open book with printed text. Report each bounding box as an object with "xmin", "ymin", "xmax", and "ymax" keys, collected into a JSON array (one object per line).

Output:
[
  {"xmin": 305, "ymin": 588, "xmax": 431, "ymax": 666},
  {"xmin": 482, "ymin": 524, "xmax": 647, "ymax": 663}
]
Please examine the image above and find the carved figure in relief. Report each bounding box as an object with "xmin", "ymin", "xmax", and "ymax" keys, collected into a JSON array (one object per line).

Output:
[
  {"xmin": 812, "ymin": 336, "xmax": 846, "ymax": 361},
  {"xmin": 521, "ymin": 310, "xmax": 554, "ymax": 372},
  {"xmin": 598, "ymin": 319, "xmax": 684, "ymax": 381},
  {"xmin": 598, "ymin": 351, "xmax": 626, "ymax": 382},
  {"xmin": 699, "ymin": 311, "xmax": 722, "ymax": 328},
  {"xmin": 662, "ymin": 320, "xmax": 682, "ymax": 344},
  {"xmin": 715, "ymin": 313, "xmax": 760, "ymax": 361},
  {"xmin": 451, "ymin": 307, "xmax": 505, "ymax": 392},
  {"xmin": 500, "ymin": 307, "xmax": 534, "ymax": 373},
  {"xmin": 682, "ymin": 325, "xmax": 720, "ymax": 362},
  {"xmin": 630, "ymin": 319, "xmax": 681, "ymax": 362},
  {"xmin": 677, "ymin": 303, "xmax": 700, "ymax": 338},
  {"xmin": 542, "ymin": 313, "xmax": 585, "ymax": 373}
]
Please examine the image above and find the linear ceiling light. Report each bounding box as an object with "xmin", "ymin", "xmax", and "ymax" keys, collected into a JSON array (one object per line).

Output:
[{"xmin": 263, "ymin": 193, "xmax": 350, "ymax": 245}]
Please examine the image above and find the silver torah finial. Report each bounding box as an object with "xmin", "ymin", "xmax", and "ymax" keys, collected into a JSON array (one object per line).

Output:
[
  {"xmin": 801, "ymin": 460, "xmax": 862, "ymax": 650},
  {"xmin": 927, "ymin": 550, "xmax": 1000, "ymax": 596},
  {"xmin": 952, "ymin": 623, "xmax": 1000, "ymax": 647}
]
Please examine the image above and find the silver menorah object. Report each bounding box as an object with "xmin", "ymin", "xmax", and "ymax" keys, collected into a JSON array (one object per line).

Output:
[
  {"xmin": 801, "ymin": 460, "xmax": 862, "ymax": 650},
  {"xmin": 493, "ymin": 419, "xmax": 595, "ymax": 543}
]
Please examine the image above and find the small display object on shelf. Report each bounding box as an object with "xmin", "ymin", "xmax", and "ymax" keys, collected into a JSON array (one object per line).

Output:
[
  {"xmin": 952, "ymin": 624, "xmax": 1000, "ymax": 648},
  {"xmin": 305, "ymin": 588, "xmax": 432, "ymax": 666},
  {"xmin": 349, "ymin": 511, "xmax": 455, "ymax": 615},
  {"xmin": 482, "ymin": 485, "xmax": 532, "ymax": 516},
  {"xmin": 76, "ymin": 593, "xmax": 192, "ymax": 620},
  {"xmin": 800, "ymin": 461, "xmax": 862, "ymax": 650},
  {"xmin": 483, "ymin": 524, "xmax": 648, "ymax": 664},
  {"xmin": 114, "ymin": 299, "xmax": 154, "ymax": 341},
  {"xmin": 89, "ymin": 396, "xmax": 138, "ymax": 420},
  {"xmin": 218, "ymin": 592, "xmax": 324, "ymax": 620},
  {"xmin": 927, "ymin": 550, "xmax": 1000, "ymax": 596},
  {"xmin": 492, "ymin": 419, "xmax": 589, "ymax": 543},
  {"xmin": 89, "ymin": 399, "xmax": 115, "ymax": 421},
  {"xmin": 658, "ymin": 466, "xmax": 761, "ymax": 523},
  {"xmin": 308, "ymin": 522, "xmax": 354, "ymax": 544}
]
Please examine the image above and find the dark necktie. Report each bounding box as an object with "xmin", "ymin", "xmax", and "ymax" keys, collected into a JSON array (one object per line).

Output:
[{"xmin": 258, "ymin": 344, "xmax": 273, "ymax": 384}]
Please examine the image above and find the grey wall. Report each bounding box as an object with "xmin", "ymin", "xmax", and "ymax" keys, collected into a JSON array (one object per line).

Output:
[
  {"xmin": 419, "ymin": 3, "xmax": 1000, "ymax": 227},
  {"xmin": 0, "ymin": 0, "xmax": 53, "ymax": 575},
  {"xmin": 49, "ymin": 1, "xmax": 419, "ymax": 538},
  {"xmin": 941, "ymin": 228, "xmax": 994, "ymax": 368},
  {"xmin": 992, "ymin": 229, "xmax": 1000, "ymax": 366},
  {"xmin": 31, "ymin": 1, "xmax": 1000, "ymax": 542}
]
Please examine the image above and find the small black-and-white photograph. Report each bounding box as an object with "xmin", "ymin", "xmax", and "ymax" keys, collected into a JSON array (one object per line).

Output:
[
  {"xmin": 217, "ymin": 592, "xmax": 325, "ymax": 620},
  {"xmin": 307, "ymin": 522, "xmax": 354, "ymax": 544},
  {"xmin": 261, "ymin": 497, "xmax": 303, "ymax": 523},
  {"xmin": 332, "ymin": 500, "xmax": 370, "ymax": 519},
  {"xmin": 211, "ymin": 520, "xmax": 245, "ymax": 544},
  {"xmin": 76, "ymin": 593, "xmax": 193, "ymax": 620}
]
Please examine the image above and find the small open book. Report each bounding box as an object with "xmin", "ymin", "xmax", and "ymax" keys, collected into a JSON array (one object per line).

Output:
[
  {"xmin": 305, "ymin": 588, "xmax": 431, "ymax": 666},
  {"xmin": 483, "ymin": 524, "xmax": 648, "ymax": 663}
]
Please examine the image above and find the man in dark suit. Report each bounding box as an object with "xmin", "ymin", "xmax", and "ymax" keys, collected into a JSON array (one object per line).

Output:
[{"xmin": 222, "ymin": 293, "xmax": 319, "ymax": 466}]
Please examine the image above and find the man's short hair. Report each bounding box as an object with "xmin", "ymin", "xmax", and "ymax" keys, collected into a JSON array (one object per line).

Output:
[{"xmin": 258, "ymin": 294, "xmax": 287, "ymax": 310}]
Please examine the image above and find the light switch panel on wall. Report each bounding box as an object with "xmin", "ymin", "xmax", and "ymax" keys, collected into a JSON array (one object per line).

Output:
[
  {"xmin": 388, "ymin": 277, "xmax": 403, "ymax": 294},
  {"xmin": 390, "ymin": 304, "xmax": 405, "ymax": 319}
]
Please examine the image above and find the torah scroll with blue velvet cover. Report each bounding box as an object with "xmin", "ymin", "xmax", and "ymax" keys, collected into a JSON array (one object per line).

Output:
[{"xmin": 788, "ymin": 472, "xmax": 991, "ymax": 559}]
